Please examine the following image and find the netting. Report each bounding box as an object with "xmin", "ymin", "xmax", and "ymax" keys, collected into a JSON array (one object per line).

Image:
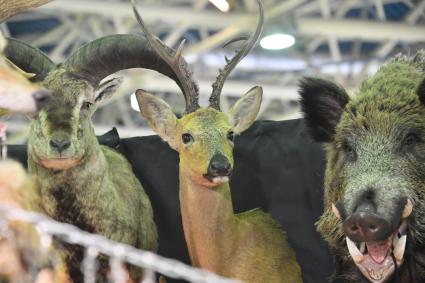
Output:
[{"xmin": 0, "ymin": 205, "xmax": 240, "ymax": 283}]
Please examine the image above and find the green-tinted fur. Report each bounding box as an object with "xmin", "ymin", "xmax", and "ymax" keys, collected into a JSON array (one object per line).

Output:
[
  {"xmin": 28, "ymin": 68, "xmax": 157, "ymax": 280},
  {"xmin": 29, "ymin": 145, "xmax": 156, "ymax": 249},
  {"xmin": 317, "ymin": 51, "xmax": 425, "ymax": 282}
]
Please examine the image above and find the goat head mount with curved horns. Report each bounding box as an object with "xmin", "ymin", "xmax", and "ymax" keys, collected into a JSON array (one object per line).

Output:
[
  {"xmin": 133, "ymin": 0, "xmax": 303, "ymax": 282},
  {"xmin": 3, "ymin": 21, "xmax": 198, "ymax": 281}
]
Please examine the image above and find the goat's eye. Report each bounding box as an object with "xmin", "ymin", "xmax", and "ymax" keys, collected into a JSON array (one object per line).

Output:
[
  {"xmin": 227, "ymin": 130, "xmax": 235, "ymax": 142},
  {"xmin": 81, "ymin": 101, "xmax": 93, "ymax": 111},
  {"xmin": 182, "ymin": 133, "xmax": 194, "ymax": 145}
]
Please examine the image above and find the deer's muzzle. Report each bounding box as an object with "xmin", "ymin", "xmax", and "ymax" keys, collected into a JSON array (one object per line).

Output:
[{"xmin": 204, "ymin": 153, "xmax": 232, "ymax": 185}]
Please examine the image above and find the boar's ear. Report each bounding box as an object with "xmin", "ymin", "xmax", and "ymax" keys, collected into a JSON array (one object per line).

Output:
[
  {"xmin": 299, "ymin": 77, "xmax": 350, "ymax": 142},
  {"xmin": 417, "ymin": 77, "xmax": 425, "ymax": 105}
]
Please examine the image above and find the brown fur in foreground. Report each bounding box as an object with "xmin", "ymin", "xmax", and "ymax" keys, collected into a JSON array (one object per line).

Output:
[
  {"xmin": 137, "ymin": 89, "xmax": 302, "ymax": 283},
  {"xmin": 0, "ymin": 160, "xmax": 71, "ymax": 283}
]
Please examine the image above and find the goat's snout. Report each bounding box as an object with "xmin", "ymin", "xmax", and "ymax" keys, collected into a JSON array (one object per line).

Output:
[{"xmin": 49, "ymin": 138, "xmax": 71, "ymax": 154}]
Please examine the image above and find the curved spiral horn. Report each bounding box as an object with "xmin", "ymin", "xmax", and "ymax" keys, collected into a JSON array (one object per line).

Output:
[
  {"xmin": 62, "ymin": 34, "xmax": 185, "ymax": 89},
  {"xmin": 209, "ymin": 0, "xmax": 264, "ymax": 110},
  {"xmin": 4, "ymin": 38, "xmax": 55, "ymax": 82},
  {"xmin": 131, "ymin": 0, "xmax": 200, "ymax": 113}
]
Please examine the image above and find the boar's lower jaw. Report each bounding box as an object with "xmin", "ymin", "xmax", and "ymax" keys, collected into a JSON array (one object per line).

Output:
[{"xmin": 346, "ymin": 227, "xmax": 407, "ymax": 283}]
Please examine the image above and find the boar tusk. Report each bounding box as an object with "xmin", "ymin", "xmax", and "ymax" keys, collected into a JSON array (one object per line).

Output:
[
  {"xmin": 332, "ymin": 203, "xmax": 341, "ymax": 220},
  {"xmin": 402, "ymin": 198, "xmax": 413, "ymax": 219},
  {"xmin": 394, "ymin": 235, "xmax": 407, "ymax": 263},
  {"xmin": 346, "ymin": 237, "xmax": 364, "ymax": 264}
]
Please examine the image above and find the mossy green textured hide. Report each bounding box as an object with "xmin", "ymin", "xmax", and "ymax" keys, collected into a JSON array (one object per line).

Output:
[
  {"xmin": 301, "ymin": 51, "xmax": 425, "ymax": 282},
  {"xmin": 2, "ymin": 34, "xmax": 190, "ymax": 280}
]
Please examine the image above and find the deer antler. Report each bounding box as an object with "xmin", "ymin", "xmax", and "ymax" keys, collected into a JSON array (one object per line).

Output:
[
  {"xmin": 209, "ymin": 0, "xmax": 264, "ymax": 110},
  {"xmin": 131, "ymin": 0, "xmax": 200, "ymax": 113}
]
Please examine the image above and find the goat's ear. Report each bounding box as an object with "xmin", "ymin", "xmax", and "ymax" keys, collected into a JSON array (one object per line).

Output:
[
  {"xmin": 94, "ymin": 77, "xmax": 123, "ymax": 104},
  {"xmin": 136, "ymin": 89, "xmax": 178, "ymax": 149},
  {"xmin": 228, "ymin": 86, "xmax": 262, "ymax": 134},
  {"xmin": 417, "ymin": 77, "xmax": 425, "ymax": 105},
  {"xmin": 299, "ymin": 77, "xmax": 350, "ymax": 142}
]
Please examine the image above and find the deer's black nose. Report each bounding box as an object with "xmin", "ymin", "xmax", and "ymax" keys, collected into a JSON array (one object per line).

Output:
[
  {"xmin": 32, "ymin": 89, "xmax": 51, "ymax": 110},
  {"xmin": 208, "ymin": 154, "xmax": 232, "ymax": 177},
  {"xmin": 50, "ymin": 139, "xmax": 71, "ymax": 153}
]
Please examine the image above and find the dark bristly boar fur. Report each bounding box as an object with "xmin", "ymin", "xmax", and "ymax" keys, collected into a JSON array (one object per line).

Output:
[{"xmin": 300, "ymin": 50, "xmax": 425, "ymax": 283}]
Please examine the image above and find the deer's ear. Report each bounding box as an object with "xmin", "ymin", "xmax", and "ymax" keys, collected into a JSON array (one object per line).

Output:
[
  {"xmin": 228, "ymin": 86, "xmax": 262, "ymax": 134},
  {"xmin": 136, "ymin": 89, "xmax": 179, "ymax": 149},
  {"xmin": 94, "ymin": 77, "xmax": 123, "ymax": 105}
]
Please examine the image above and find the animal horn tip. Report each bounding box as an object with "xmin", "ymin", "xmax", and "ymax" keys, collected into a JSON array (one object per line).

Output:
[
  {"xmin": 175, "ymin": 39, "xmax": 186, "ymax": 58},
  {"xmin": 135, "ymin": 89, "xmax": 148, "ymax": 97}
]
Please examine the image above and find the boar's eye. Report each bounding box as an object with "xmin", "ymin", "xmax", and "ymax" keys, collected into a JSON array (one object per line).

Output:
[
  {"xmin": 342, "ymin": 141, "xmax": 357, "ymax": 162},
  {"xmin": 401, "ymin": 132, "xmax": 421, "ymax": 149}
]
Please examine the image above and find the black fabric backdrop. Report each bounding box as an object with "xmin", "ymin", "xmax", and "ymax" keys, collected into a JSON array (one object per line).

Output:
[{"xmin": 8, "ymin": 118, "xmax": 334, "ymax": 283}]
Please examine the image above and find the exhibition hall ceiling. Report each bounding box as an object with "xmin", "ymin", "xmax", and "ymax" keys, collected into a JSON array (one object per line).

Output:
[{"xmin": 2, "ymin": 0, "xmax": 425, "ymax": 138}]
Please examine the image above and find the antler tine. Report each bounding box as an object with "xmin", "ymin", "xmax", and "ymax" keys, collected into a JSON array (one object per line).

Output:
[
  {"xmin": 131, "ymin": 0, "xmax": 200, "ymax": 113},
  {"xmin": 209, "ymin": 0, "xmax": 264, "ymax": 110}
]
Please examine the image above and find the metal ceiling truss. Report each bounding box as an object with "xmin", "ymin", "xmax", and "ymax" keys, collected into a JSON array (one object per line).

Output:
[{"xmin": 3, "ymin": 0, "xmax": 425, "ymax": 140}]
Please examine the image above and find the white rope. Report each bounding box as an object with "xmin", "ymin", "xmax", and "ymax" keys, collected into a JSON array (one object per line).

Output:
[{"xmin": 0, "ymin": 205, "xmax": 241, "ymax": 283}]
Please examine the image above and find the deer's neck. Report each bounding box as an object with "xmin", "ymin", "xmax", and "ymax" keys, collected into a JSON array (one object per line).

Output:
[{"xmin": 179, "ymin": 171, "xmax": 237, "ymax": 272}]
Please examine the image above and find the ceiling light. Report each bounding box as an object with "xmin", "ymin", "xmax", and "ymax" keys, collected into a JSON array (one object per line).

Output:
[
  {"xmin": 209, "ymin": 0, "xmax": 230, "ymax": 12},
  {"xmin": 260, "ymin": 33, "xmax": 295, "ymax": 50}
]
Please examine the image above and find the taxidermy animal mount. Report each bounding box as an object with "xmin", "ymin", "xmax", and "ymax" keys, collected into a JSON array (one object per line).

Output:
[
  {"xmin": 0, "ymin": 0, "xmax": 54, "ymax": 22},
  {"xmin": 2, "ymin": 31, "xmax": 192, "ymax": 279},
  {"xmin": 300, "ymin": 51, "xmax": 425, "ymax": 283},
  {"xmin": 0, "ymin": 161, "xmax": 71, "ymax": 283},
  {"xmin": 133, "ymin": 0, "xmax": 302, "ymax": 282},
  {"xmin": 0, "ymin": 31, "xmax": 51, "ymax": 115},
  {"xmin": 0, "ymin": 2, "xmax": 65, "ymax": 280}
]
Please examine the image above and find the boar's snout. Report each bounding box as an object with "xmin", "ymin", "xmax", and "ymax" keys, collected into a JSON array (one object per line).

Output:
[{"xmin": 343, "ymin": 202, "xmax": 392, "ymax": 242}]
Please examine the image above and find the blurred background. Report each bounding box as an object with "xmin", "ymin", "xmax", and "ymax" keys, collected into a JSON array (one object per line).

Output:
[{"xmin": 2, "ymin": 0, "xmax": 425, "ymax": 141}]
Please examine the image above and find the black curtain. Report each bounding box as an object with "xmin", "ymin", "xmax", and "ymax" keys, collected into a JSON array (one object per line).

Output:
[{"xmin": 8, "ymin": 118, "xmax": 334, "ymax": 283}]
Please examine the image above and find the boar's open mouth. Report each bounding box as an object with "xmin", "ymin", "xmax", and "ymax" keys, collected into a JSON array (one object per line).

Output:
[
  {"xmin": 343, "ymin": 199, "xmax": 413, "ymax": 283},
  {"xmin": 346, "ymin": 221, "xmax": 407, "ymax": 283}
]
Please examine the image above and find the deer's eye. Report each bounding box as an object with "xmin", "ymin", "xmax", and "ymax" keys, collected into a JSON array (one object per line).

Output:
[
  {"xmin": 182, "ymin": 133, "xmax": 194, "ymax": 145},
  {"xmin": 342, "ymin": 140, "xmax": 357, "ymax": 162},
  {"xmin": 227, "ymin": 130, "xmax": 235, "ymax": 142},
  {"xmin": 81, "ymin": 101, "xmax": 93, "ymax": 111}
]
